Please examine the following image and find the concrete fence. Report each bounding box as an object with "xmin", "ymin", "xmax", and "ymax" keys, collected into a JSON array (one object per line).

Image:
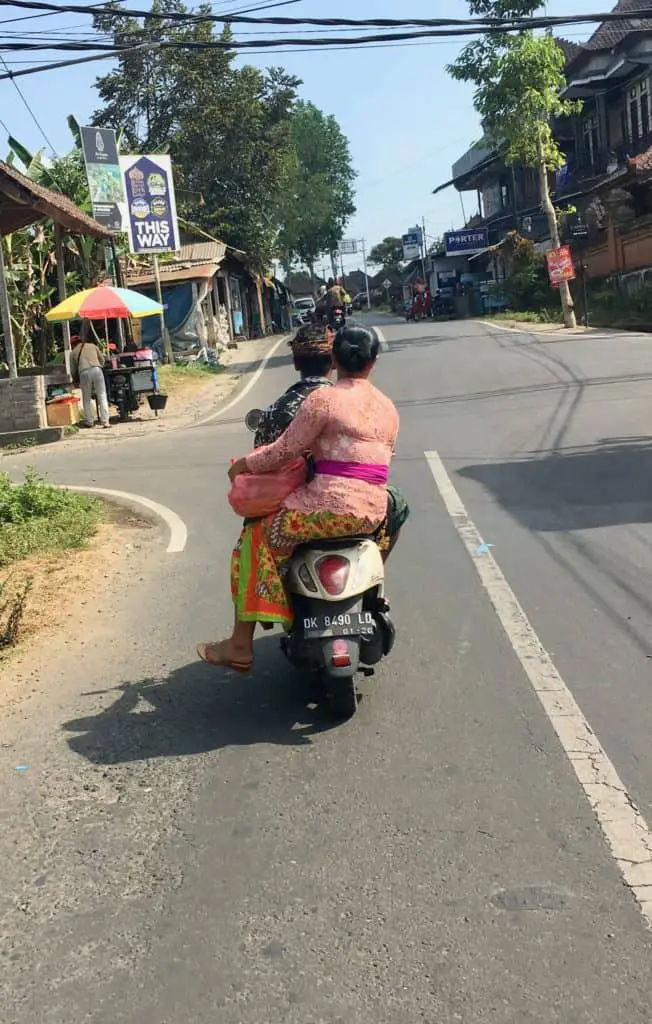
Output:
[{"xmin": 0, "ymin": 376, "xmax": 46, "ymax": 433}]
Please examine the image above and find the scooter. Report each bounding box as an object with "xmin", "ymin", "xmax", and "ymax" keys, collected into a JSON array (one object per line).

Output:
[
  {"xmin": 245, "ymin": 409, "xmax": 396, "ymax": 718},
  {"xmin": 329, "ymin": 307, "xmax": 346, "ymax": 331}
]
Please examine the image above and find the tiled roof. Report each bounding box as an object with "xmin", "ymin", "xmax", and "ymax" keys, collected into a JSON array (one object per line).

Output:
[
  {"xmin": 585, "ymin": 0, "xmax": 652, "ymax": 50},
  {"xmin": 556, "ymin": 37, "xmax": 583, "ymax": 64}
]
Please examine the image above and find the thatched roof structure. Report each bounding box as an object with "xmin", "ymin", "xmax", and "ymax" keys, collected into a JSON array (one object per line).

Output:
[{"xmin": 0, "ymin": 160, "xmax": 110, "ymax": 237}]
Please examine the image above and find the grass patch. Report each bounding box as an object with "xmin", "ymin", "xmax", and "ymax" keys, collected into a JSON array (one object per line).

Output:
[
  {"xmin": 488, "ymin": 309, "xmax": 563, "ymax": 324},
  {"xmin": 158, "ymin": 362, "xmax": 224, "ymax": 385},
  {"xmin": 0, "ymin": 470, "xmax": 104, "ymax": 568},
  {"xmin": 1, "ymin": 437, "xmax": 37, "ymax": 455}
]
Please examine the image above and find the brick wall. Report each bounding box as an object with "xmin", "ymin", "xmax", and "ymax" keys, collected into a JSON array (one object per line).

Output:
[
  {"xmin": 585, "ymin": 219, "xmax": 652, "ymax": 280},
  {"xmin": 0, "ymin": 376, "xmax": 46, "ymax": 432}
]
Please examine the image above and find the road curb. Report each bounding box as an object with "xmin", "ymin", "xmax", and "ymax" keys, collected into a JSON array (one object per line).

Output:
[{"xmin": 64, "ymin": 485, "xmax": 188, "ymax": 554}]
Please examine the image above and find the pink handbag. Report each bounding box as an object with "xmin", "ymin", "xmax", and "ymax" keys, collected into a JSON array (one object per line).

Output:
[{"xmin": 227, "ymin": 457, "xmax": 307, "ymax": 518}]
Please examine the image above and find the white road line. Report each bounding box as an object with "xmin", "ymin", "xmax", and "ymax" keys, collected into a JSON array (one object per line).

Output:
[
  {"xmin": 193, "ymin": 333, "xmax": 290, "ymax": 428},
  {"xmin": 425, "ymin": 449, "xmax": 652, "ymax": 928},
  {"xmin": 65, "ymin": 485, "xmax": 188, "ymax": 554},
  {"xmin": 374, "ymin": 325, "xmax": 389, "ymax": 352},
  {"xmin": 481, "ymin": 320, "xmax": 525, "ymax": 333}
]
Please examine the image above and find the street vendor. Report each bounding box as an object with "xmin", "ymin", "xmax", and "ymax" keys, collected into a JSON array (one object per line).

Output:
[{"xmin": 71, "ymin": 326, "xmax": 111, "ymax": 429}]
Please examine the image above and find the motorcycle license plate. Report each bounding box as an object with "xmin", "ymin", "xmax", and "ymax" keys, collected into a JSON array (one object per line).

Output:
[{"xmin": 302, "ymin": 610, "xmax": 374, "ymax": 639}]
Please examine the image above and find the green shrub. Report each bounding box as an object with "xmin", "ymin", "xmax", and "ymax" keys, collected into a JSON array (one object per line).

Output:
[{"xmin": 0, "ymin": 470, "xmax": 103, "ymax": 567}]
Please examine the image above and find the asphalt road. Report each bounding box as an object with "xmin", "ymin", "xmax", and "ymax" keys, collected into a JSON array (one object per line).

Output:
[{"xmin": 4, "ymin": 316, "xmax": 652, "ymax": 1022}]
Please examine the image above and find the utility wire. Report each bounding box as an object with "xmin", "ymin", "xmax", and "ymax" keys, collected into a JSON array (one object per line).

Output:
[
  {"xmin": 0, "ymin": 12, "xmax": 642, "ymax": 54},
  {"xmin": 2, "ymin": 0, "xmax": 652, "ymax": 30},
  {"xmin": 0, "ymin": 51, "xmax": 57, "ymax": 151}
]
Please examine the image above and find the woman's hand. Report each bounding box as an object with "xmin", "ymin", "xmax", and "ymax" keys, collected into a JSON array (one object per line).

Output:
[{"xmin": 228, "ymin": 457, "xmax": 250, "ymax": 483}]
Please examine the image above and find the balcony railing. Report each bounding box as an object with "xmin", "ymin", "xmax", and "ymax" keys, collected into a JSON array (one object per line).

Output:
[{"xmin": 555, "ymin": 128, "xmax": 652, "ymax": 193}]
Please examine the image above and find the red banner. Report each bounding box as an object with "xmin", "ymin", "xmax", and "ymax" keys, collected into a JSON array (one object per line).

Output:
[{"xmin": 546, "ymin": 245, "xmax": 575, "ymax": 286}]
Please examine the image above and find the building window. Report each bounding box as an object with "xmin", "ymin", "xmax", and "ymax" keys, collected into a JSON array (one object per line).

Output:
[
  {"xmin": 583, "ymin": 114, "xmax": 600, "ymax": 166},
  {"xmin": 627, "ymin": 77, "xmax": 650, "ymax": 142}
]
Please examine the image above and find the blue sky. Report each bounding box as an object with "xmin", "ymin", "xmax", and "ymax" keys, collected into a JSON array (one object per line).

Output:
[{"xmin": 0, "ymin": 0, "xmax": 603, "ymax": 273}]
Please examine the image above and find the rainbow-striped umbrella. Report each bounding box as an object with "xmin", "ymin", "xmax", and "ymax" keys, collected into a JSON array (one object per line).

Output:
[{"xmin": 46, "ymin": 285, "xmax": 163, "ymax": 322}]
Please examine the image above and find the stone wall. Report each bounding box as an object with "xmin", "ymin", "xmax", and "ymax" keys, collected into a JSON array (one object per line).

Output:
[{"xmin": 0, "ymin": 376, "xmax": 46, "ymax": 432}]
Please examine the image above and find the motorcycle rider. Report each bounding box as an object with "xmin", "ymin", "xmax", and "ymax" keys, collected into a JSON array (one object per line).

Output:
[
  {"xmin": 315, "ymin": 277, "xmax": 347, "ymax": 326},
  {"xmin": 253, "ymin": 323, "xmax": 408, "ymax": 561},
  {"xmin": 253, "ymin": 323, "xmax": 334, "ymax": 449}
]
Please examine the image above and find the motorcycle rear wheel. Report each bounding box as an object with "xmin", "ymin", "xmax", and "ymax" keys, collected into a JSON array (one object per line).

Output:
[{"xmin": 326, "ymin": 673, "xmax": 358, "ymax": 720}]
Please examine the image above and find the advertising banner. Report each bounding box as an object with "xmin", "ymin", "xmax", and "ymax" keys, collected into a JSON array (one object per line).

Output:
[
  {"xmin": 444, "ymin": 228, "xmax": 489, "ymax": 257},
  {"xmin": 119, "ymin": 154, "xmax": 180, "ymax": 255},
  {"xmin": 402, "ymin": 230, "xmax": 422, "ymax": 261},
  {"xmin": 546, "ymin": 245, "xmax": 575, "ymax": 286},
  {"xmin": 80, "ymin": 126, "xmax": 125, "ymax": 231},
  {"xmin": 339, "ymin": 239, "xmax": 357, "ymax": 255}
]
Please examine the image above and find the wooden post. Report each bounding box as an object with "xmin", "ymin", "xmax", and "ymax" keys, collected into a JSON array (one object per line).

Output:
[
  {"xmin": 222, "ymin": 272, "xmax": 235, "ymax": 345},
  {"xmin": 0, "ymin": 238, "xmax": 17, "ymax": 378},
  {"xmin": 152, "ymin": 254, "xmax": 173, "ymax": 363},
  {"xmin": 255, "ymin": 277, "xmax": 266, "ymax": 333},
  {"xmin": 192, "ymin": 280, "xmax": 207, "ymax": 346},
  {"xmin": 54, "ymin": 224, "xmax": 72, "ymax": 378},
  {"xmin": 204, "ymin": 292, "xmax": 217, "ymax": 349}
]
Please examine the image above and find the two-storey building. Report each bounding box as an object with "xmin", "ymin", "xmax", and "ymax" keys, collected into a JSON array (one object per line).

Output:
[{"xmin": 436, "ymin": 0, "xmax": 652, "ymax": 287}]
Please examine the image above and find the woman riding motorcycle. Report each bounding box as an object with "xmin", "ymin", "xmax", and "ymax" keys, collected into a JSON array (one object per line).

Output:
[{"xmin": 197, "ymin": 326, "xmax": 401, "ymax": 673}]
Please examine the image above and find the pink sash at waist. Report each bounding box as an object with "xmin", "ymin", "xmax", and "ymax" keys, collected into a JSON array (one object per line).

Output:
[{"xmin": 313, "ymin": 460, "xmax": 389, "ymax": 485}]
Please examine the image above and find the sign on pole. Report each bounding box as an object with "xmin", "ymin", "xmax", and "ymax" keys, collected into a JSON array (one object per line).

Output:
[
  {"xmin": 570, "ymin": 220, "xmax": 588, "ymax": 239},
  {"xmin": 444, "ymin": 228, "xmax": 489, "ymax": 257},
  {"xmin": 546, "ymin": 245, "xmax": 575, "ymax": 286},
  {"xmin": 339, "ymin": 239, "xmax": 357, "ymax": 255},
  {"xmin": 80, "ymin": 126, "xmax": 125, "ymax": 231},
  {"xmin": 119, "ymin": 154, "xmax": 180, "ymax": 255},
  {"xmin": 402, "ymin": 230, "xmax": 422, "ymax": 261},
  {"xmin": 382, "ymin": 278, "xmax": 392, "ymax": 290}
]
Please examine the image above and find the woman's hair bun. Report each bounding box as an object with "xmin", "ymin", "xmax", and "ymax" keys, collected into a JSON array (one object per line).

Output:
[{"xmin": 333, "ymin": 326, "xmax": 380, "ymax": 373}]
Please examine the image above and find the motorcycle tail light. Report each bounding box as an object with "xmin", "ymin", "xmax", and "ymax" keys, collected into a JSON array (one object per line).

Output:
[
  {"xmin": 316, "ymin": 555, "xmax": 350, "ymax": 596},
  {"xmin": 331, "ymin": 639, "xmax": 351, "ymax": 667}
]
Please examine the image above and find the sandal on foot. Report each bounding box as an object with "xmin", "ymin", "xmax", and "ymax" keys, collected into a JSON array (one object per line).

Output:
[{"xmin": 197, "ymin": 641, "xmax": 252, "ymax": 674}]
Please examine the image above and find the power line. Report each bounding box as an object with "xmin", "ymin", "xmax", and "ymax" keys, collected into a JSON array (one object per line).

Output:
[
  {"xmin": 3, "ymin": 0, "xmax": 651, "ymax": 31},
  {"xmin": 0, "ymin": 52, "xmax": 57, "ymax": 151},
  {"xmin": 0, "ymin": 0, "xmax": 117, "ymax": 26}
]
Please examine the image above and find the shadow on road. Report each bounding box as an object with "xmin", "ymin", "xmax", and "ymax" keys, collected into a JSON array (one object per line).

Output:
[
  {"xmin": 224, "ymin": 351, "xmax": 293, "ymax": 375},
  {"xmin": 63, "ymin": 634, "xmax": 340, "ymax": 765},
  {"xmin": 458, "ymin": 436, "xmax": 652, "ymax": 532}
]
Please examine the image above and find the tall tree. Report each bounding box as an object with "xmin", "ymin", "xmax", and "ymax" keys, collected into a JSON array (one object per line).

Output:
[
  {"xmin": 277, "ymin": 101, "xmax": 356, "ymax": 282},
  {"xmin": 449, "ymin": 16, "xmax": 581, "ymax": 328},
  {"xmin": 369, "ymin": 236, "xmax": 404, "ymax": 270},
  {"xmin": 92, "ymin": 4, "xmax": 300, "ymax": 269}
]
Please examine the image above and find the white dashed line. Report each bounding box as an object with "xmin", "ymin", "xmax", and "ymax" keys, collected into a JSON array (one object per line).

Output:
[
  {"xmin": 65, "ymin": 485, "xmax": 188, "ymax": 554},
  {"xmin": 425, "ymin": 448, "xmax": 652, "ymax": 928}
]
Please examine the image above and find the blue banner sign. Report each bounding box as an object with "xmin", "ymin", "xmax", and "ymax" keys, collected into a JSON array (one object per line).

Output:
[
  {"xmin": 120, "ymin": 154, "xmax": 180, "ymax": 255},
  {"xmin": 444, "ymin": 228, "xmax": 489, "ymax": 257}
]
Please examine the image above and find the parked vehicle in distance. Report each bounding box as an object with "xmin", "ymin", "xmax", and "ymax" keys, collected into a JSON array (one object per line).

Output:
[
  {"xmin": 292, "ymin": 295, "xmax": 316, "ymax": 326},
  {"xmin": 351, "ymin": 292, "xmax": 369, "ymax": 311}
]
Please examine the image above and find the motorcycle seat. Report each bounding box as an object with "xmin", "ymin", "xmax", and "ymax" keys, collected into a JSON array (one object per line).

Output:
[{"xmin": 295, "ymin": 534, "xmax": 375, "ymax": 554}]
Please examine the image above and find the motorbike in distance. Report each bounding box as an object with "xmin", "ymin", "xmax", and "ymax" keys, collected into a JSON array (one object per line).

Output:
[{"xmin": 243, "ymin": 407, "xmax": 396, "ymax": 718}]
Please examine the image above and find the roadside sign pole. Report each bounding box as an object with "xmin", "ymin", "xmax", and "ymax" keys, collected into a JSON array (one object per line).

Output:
[
  {"xmin": 580, "ymin": 239, "xmax": 589, "ymax": 328},
  {"xmin": 421, "ymin": 216, "xmax": 428, "ymax": 286},
  {"xmin": 152, "ymin": 255, "xmax": 173, "ymax": 364},
  {"xmin": 570, "ymin": 220, "xmax": 590, "ymax": 328},
  {"xmin": 361, "ymin": 238, "xmax": 371, "ymax": 310}
]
